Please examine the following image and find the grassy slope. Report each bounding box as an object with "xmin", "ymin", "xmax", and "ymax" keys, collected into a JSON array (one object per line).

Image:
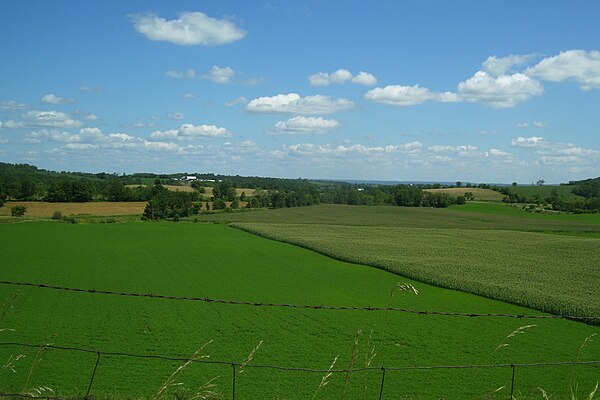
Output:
[
  {"xmin": 509, "ymin": 184, "xmax": 581, "ymax": 199},
  {"xmin": 0, "ymin": 222, "xmax": 598, "ymax": 399},
  {"xmin": 196, "ymin": 203, "xmax": 600, "ymax": 231},
  {"xmin": 233, "ymin": 223, "xmax": 600, "ymax": 319},
  {"xmin": 424, "ymin": 187, "xmax": 505, "ymax": 201}
]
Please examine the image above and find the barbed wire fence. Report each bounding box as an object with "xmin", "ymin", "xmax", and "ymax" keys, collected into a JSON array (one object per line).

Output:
[
  {"xmin": 1, "ymin": 342, "xmax": 599, "ymax": 400},
  {"xmin": 2, "ymin": 280, "xmax": 599, "ymax": 321},
  {"xmin": 1, "ymin": 280, "xmax": 599, "ymax": 399}
]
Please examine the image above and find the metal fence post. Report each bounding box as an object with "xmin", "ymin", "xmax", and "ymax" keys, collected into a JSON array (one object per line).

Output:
[
  {"xmin": 378, "ymin": 367, "xmax": 386, "ymax": 400},
  {"xmin": 509, "ymin": 364, "xmax": 516, "ymax": 400},
  {"xmin": 231, "ymin": 363, "xmax": 237, "ymax": 400},
  {"xmin": 85, "ymin": 352, "xmax": 101, "ymax": 399}
]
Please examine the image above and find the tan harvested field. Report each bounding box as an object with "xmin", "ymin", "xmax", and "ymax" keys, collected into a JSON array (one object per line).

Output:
[
  {"xmin": 126, "ymin": 184, "xmax": 195, "ymax": 192},
  {"xmin": 424, "ymin": 187, "xmax": 505, "ymax": 201},
  {"xmin": 0, "ymin": 201, "xmax": 147, "ymax": 217}
]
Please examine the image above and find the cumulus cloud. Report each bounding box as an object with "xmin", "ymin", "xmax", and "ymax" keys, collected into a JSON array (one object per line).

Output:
[
  {"xmin": 132, "ymin": 11, "xmax": 246, "ymax": 46},
  {"xmin": 246, "ymin": 93, "xmax": 355, "ymax": 115},
  {"xmin": 0, "ymin": 120, "xmax": 25, "ymax": 129},
  {"xmin": 166, "ymin": 69, "xmax": 197, "ymax": 79},
  {"xmin": 351, "ymin": 71, "xmax": 378, "ymax": 86},
  {"xmin": 511, "ymin": 136, "xmax": 545, "ymax": 147},
  {"xmin": 80, "ymin": 85, "xmax": 100, "ymax": 93},
  {"xmin": 150, "ymin": 123, "xmax": 231, "ymax": 140},
  {"xmin": 167, "ymin": 112, "xmax": 184, "ymax": 120},
  {"xmin": 525, "ymin": 50, "xmax": 600, "ymax": 90},
  {"xmin": 41, "ymin": 94, "xmax": 74, "ymax": 105},
  {"xmin": 309, "ymin": 69, "xmax": 377, "ymax": 86},
  {"xmin": 482, "ymin": 54, "xmax": 535, "ymax": 76},
  {"xmin": 203, "ymin": 65, "xmax": 235, "ymax": 84},
  {"xmin": 517, "ymin": 121, "xmax": 546, "ymax": 129},
  {"xmin": 225, "ymin": 97, "xmax": 247, "ymax": 107},
  {"xmin": 457, "ymin": 71, "xmax": 544, "ymax": 108},
  {"xmin": 269, "ymin": 116, "xmax": 339, "ymax": 135},
  {"xmin": 280, "ymin": 141, "xmax": 422, "ymax": 158},
  {"xmin": 364, "ymin": 85, "xmax": 458, "ymax": 106},
  {"xmin": 23, "ymin": 111, "xmax": 82, "ymax": 128},
  {"xmin": 1, "ymin": 100, "xmax": 29, "ymax": 110},
  {"xmin": 429, "ymin": 145, "xmax": 478, "ymax": 153},
  {"xmin": 26, "ymin": 127, "xmax": 103, "ymax": 144},
  {"xmin": 510, "ymin": 135, "xmax": 600, "ymax": 167}
]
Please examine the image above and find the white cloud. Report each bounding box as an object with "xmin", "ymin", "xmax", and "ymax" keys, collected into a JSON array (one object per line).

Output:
[
  {"xmin": 63, "ymin": 143, "xmax": 98, "ymax": 151},
  {"xmin": 517, "ymin": 121, "xmax": 546, "ymax": 129},
  {"xmin": 23, "ymin": 111, "xmax": 82, "ymax": 128},
  {"xmin": 167, "ymin": 112, "xmax": 184, "ymax": 120},
  {"xmin": 1, "ymin": 100, "xmax": 29, "ymax": 110},
  {"xmin": 225, "ymin": 97, "xmax": 247, "ymax": 107},
  {"xmin": 488, "ymin": 148, "xmax": 510, "ymax": 157},
  {"xmin": 429, "ymin": 145, "xmax": 478, "ymax": 153},
  {"xmin": 457, "ymin": 71, "xmax": 543, "ymax": 108},
  {"xmin": 180, "ymin": 123, "xmax": 231, "ymax": 137},
  {"xmin": 282, "ymin": 141, "xmax": 422, "ymax": 158},
  {"xmin": 364, "ymin": 85, "xmax": 458, "ymax": 106},
  {"xmin": 150, "ymin": 129, "xmax": 179, "ymax": 140},
  {"xmin": 132, "ymin": 11, "xmax": 246, "ymax": 46},
  {"xmin": 150, "ymin": 124, "xmax": 231, "ymax": 140},
  {"xmin": 41, "ymin": 94, "xmax": 74, "ymax": 105},
  {"xmin": 270, "ymin": 116, "xmax": 339, "ymax": 135},
  {"xmin": 26, "ymin": 127, "xmax": 103, "ymax": 143},
  {"xmin": 351, "ymin": 71, "xmax": 377, "ymax": 86},
  {"xmin": 79, "ymin": 127, "xmax": 103, "ymax": 141},
  {"xmin": 309, "ymin": 69, "xmax": 352, "ymax": 86},
  {"xmin": 85, "ymin": 114, "xmax": 99, "ymax": 121},
  {"xmin": 482, "ymin": 54, "xmax": 535, "ymax": 76},
  {"xmin": 511, "ymin": 136, "xmax": 599, "ymax": 166},
  {"xmin": 203, "ymin": 65, "xmax": 235, "ymax": 84},
  {"xmin": 80, "ymin": 85, "xmax": 100, "ymax": 93},
  {"xmin": 525, "ymin": 50, "xmax": 600, "ymax": 90},
  {"xmin": 511, "ymin": 136, "xmax": 544, "ymax": 148},
  {"xmin": 166, "ymin": 69, "xmax": 197, "ymax": 79},
  {"xmin": 246, "ymin": 93, "xmax": 355, "ymax": 115},
  {"xmin": 182, "ymin": 93, "xmax": 196, "ymax": 101},
  {"xmin": 1, "ymin": 120, "xmax": 25, "ymax": 129},
  {"xmin": 143, "ymin": 140, "xmax": 180, "ymax": 152},
  {"xmin": 309, "ymin": 69, "xmax": 377, "ymax": 86}
]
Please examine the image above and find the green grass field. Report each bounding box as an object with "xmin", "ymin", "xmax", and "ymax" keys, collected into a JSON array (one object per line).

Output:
[
  {"xmin": 197, "ymin": 203, "xmax": 600, "ymax": 231},
  {"xmin": 233, "ymin": 223, "xmax": 600, "ymax": 319},
  {"xmin": 509, "ymin": 185, "xmax": 582, "ymax": 200},
  {"xmin": 1, "ymin": 222, "xmax": 598, "ymax": 399}
]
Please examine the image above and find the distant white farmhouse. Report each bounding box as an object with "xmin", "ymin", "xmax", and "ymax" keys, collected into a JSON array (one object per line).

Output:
[{"xmin": 181, "ymin": 176, "xmax": 198, "ymax": 181}]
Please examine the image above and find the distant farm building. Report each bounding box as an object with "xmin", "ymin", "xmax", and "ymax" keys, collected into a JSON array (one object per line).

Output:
[{"xmin": 181, "ymin": 176, "xmax": 198, "ymax": 181}]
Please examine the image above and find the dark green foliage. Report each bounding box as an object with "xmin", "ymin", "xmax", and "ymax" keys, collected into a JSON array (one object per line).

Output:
[
  {"xmin": 10, "ymin": 204, "xmax": 26, "ymax": 217},
  {"xmin": 51, "ymin": 211, "xmax": 63, "ymax": 220},
  {"xmin": 212, "ymin": 198, "xmax": 227, "ymax": 210},
  {"xmin": 142, "ymin": 190, "xmax": 200, "ymax": 221}
]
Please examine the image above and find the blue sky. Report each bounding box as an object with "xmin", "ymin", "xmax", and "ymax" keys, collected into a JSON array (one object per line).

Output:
[{"xmin": 1, "ymin": 1, "xmax": 599, "ymax": 183}]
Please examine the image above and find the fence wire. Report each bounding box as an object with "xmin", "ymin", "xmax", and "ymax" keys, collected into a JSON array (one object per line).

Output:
[{"xmin": 1, "ymin": 280, "xmax": 598, "ymax": 321}]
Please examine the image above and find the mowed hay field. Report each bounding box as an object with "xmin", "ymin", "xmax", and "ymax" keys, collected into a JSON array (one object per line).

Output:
[
  {"xmin": 0, "ymin": 222, "xmax": 598, "ymax": 399},
  {"xmin": 424, "ymin": 187, "xmax": 505, "ymax": 201},
  {"xmin": 0, "ymin": 201, "xmax": 147, "ymax": 217}
]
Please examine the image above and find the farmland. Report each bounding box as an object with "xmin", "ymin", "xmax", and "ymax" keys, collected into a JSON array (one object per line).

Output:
[
  {"xmin": 424, "ymin": 187, "xmax": 505, "ymax": 201},
  {"xmin": 509, "ymin": 184, "xmax": 581, "ymax": 200},
  {"xmin": 0, "ymin": 201, "xmax": 147, "ymax": 218},
  {"xmin": 0, "ymin": 221, "xmax": 599, "ymax": 400}
]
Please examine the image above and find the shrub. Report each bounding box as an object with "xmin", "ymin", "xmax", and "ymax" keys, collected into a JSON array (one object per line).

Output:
[
  {"xmin": 11, "ymin": 205, "xmax": 26, "ymax": 217},
  {"xmin": 51, "ymin": 211, "xmax": 63, "ymax": 220}
]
